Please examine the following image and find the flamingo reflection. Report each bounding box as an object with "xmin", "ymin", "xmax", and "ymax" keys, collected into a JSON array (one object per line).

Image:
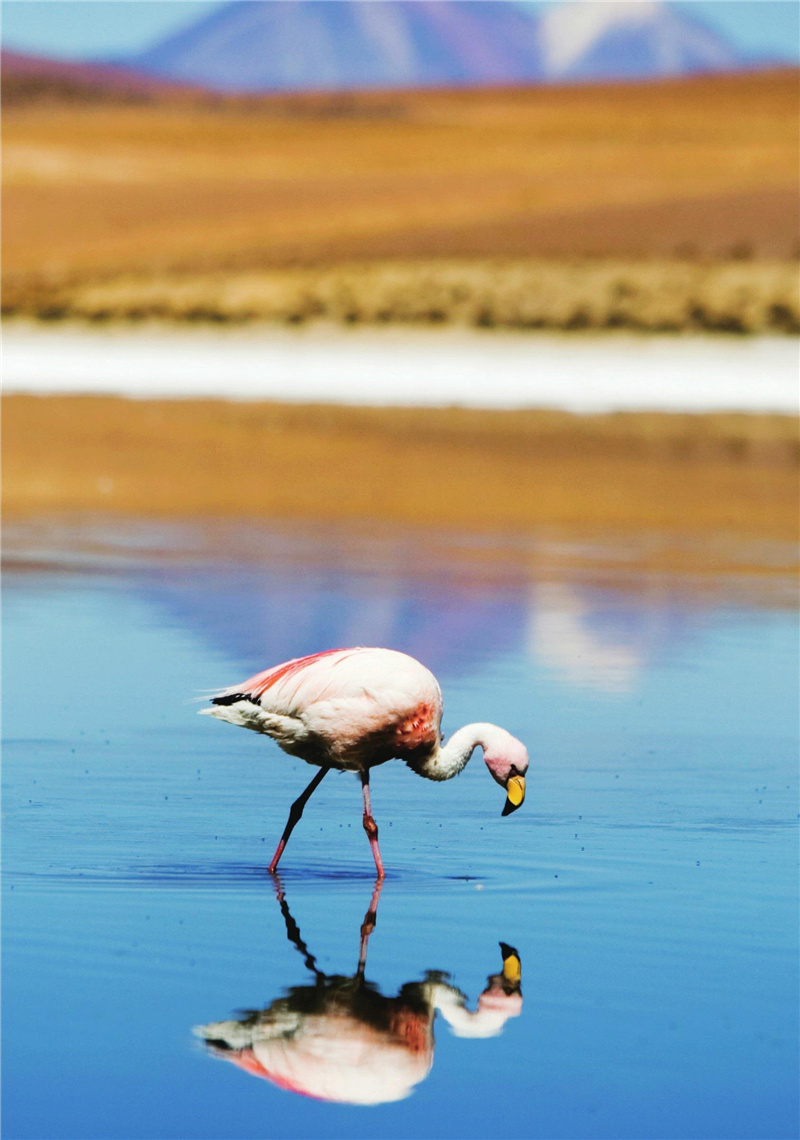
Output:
[{"xmin": 194, "ymin": 879, "xmax": 522, "ymax": 1105}]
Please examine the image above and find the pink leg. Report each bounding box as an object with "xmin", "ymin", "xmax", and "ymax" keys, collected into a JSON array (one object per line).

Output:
[
  {"xmin": 268, "ymin": 766, "xmax": 329, "ymax": 874},
  {"xmin": 357, "ymin": 877, "xmax": 384, "ymax": 977},
  {"xmin": 360, "ymin": 770, "xmax": 385, "ymax": 880}
]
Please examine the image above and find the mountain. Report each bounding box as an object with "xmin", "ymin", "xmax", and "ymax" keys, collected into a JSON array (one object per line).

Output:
[
  {"xmin": 536, "ymin": 2, "xmax": 741, "ymax": 80},
  {"xmin": 126, "ymin": 0, "xmax": 758, "ymax": 93},
  {"xmin": 128, "ymin": 1, "xmax": 544, "ymax": 92},
  {"xmin": 1, "ymin": 48, "xmax": 197, "ymax": 103}
]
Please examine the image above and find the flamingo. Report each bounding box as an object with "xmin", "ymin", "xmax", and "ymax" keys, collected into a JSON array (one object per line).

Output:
[
  {"xmin": 200, "ymin": 647, "xmax": 528, "ymax": 877},
  {"xmin": 194, "ymin": 877, "xmax": 523, "ymax": 1105}
]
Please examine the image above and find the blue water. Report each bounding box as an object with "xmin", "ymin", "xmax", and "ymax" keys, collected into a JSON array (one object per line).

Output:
[{"xmin": 3, "ymin": 518, "xmax": 798, "ymax": 1140}]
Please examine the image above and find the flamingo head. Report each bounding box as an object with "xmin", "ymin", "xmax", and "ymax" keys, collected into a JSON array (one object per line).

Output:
[
  {"xmin": 481, "ymin": 727, "xmax": 529, "ymax": 816},
  {"xmin": 475, "ymin": 942, "xmax": 524, "ymax": 1019}
]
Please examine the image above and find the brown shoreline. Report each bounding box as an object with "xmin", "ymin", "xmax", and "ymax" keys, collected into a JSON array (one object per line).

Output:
[{"xmin": 4, "ymin": 396, "xmax": 798, "ymax": 576}]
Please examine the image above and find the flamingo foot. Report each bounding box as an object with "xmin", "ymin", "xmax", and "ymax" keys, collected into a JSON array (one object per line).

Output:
[
  {"xmin": 360, "ymin": 770, "xmax": 386, "ymax": 879},
  {"xmin": 267, "ymin": 841, "xmax": 286, "ymax": 875},
  {"xmin": 363, "ymin": 813, "xmax": 385, "ymax": 879}
]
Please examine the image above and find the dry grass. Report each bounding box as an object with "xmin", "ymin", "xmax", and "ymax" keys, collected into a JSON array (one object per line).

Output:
[
  {"xmin": 15, "ymin": 257, "xmax": 797, "ymax": 332},
  {"xmin": 3, "ymin": 70, "xmax": 798, "ymax": 327},
  {"xmin": 4, "ymin": 396, "xmax": 798, "ymax": 575}
]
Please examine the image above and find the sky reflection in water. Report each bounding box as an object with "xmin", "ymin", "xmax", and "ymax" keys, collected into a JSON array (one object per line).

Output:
[{"xmin": 3, "ymin": 518, "xmax": 798, "ymax": 1140}]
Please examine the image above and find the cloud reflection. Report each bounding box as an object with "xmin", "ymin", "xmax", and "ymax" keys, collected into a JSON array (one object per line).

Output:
[
  {"xmin": 6, "ymin": 517, "xmax": 699, "ymax": 696},
  {"xmin": 528, "ymin": 581, "xmax": 644, "ymax": 693},
  {"xmin": 143, "ymin": 561, "xmax": 685, "ymax": 697},
  {"xmin": 194, "ymin": 880, "xmax": 522, "ymax": 1105}
]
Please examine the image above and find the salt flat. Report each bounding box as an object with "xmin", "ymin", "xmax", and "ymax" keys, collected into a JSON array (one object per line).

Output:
[{"xmin": 3, "ymin": 324, "xmax": 798, "ymax": 413}]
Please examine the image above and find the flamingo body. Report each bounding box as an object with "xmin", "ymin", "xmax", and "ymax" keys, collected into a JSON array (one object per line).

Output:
[
  {"xmin": 201, "ymin": 647, "xmax": 529, "ymax": 875},
  {"xmin": 202, "ymin": 648, "xmax": 441, "ymax": 771}
]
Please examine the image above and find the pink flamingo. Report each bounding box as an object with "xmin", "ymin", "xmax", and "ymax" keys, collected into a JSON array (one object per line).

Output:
[
  {"xmin": 195, "ymin": 878, "xmax": 523, "ymax": 1105},
  {"xmin": 201, "ymin": 647, "xmax": 528, "ymax": 877}
]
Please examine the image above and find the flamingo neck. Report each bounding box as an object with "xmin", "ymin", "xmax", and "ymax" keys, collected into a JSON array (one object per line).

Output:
[{"xmin": 410, "ymin": 723, "xmax": 499, "ymax": 782}]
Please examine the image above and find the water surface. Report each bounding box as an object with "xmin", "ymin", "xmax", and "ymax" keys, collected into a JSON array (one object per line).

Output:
[{"xmin": 3, "ymin": 518, "xmax": 798, "ymax": 1139}]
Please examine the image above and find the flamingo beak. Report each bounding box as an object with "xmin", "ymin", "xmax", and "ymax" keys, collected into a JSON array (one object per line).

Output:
[
  {"xmin": 502, "ymin": 774, "xmax": 525, "ymax": 816},
  {"xmin": 499, "ymin": 942, "xmax": 522, "ymax": 987}
]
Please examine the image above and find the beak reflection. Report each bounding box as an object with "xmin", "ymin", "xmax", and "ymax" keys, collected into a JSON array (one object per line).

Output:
[
  {"xmin": 502, "ymin": 774, "xmax": 526, "ymax": 816},
  {"xmin": 194, "ymin": 877, "xmax": 523, "ymax": 1105},
  {"xmin": 500, "ymin": 942, "xmax": 522, "ymax": 988}
]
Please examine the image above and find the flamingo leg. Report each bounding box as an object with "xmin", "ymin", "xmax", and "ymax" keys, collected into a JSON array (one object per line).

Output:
[
  {"xmin": 268, "ymin": 765, "xmax": 329, "ymax": 873},
  {"xmin": 360, "ymin": 769, "xmax": 386, "ymax": 880},
  {"xmin": 357, "ymin": 877, "xmax": 384, "ymax": 977}
]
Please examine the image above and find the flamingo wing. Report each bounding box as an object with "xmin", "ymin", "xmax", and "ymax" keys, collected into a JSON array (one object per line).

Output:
[
  {"xmin": 224, "ymin": 648, "xmax": 358, "ymax": 706},
  {"xmin": 210, "ymin": 647, "xmax": 442, "ymax": 763}
]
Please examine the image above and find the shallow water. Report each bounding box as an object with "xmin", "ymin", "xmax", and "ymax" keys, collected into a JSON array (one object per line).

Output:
[
  {"xmin": 4, "ymin": 324, "xmax": 799, "ymax": 412},
  {"xmin": 3, "ymin": 518, "xmax": 798, "ymax": 1140}
]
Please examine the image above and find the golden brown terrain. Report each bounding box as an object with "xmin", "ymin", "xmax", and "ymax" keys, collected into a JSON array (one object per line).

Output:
[
  {"xmin": 3, "ymin": 70, "xmax": 798, "ymax": 328},
  {"xmin": 37, "ymin": 258, "xmax": 798, "ymax": 332},
  {"xmin": 4, "ymin": 396, "xmax": 797, "ymax": 577}
]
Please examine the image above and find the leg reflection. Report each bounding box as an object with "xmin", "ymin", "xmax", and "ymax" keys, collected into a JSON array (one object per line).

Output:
[
  {"xmin": 269, "ymin": 870, "xmax": 323, "ymax": 980},
  {"xmin": 357, "ymin": 877, "xmax": 384, "ymax": 978}
]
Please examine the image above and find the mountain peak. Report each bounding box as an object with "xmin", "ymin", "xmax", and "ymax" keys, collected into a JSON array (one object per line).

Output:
[
  {"xmin": 537, "ymin": 1, "xmax": 741, "ymax": 79},
  {"xmin": 127, "ymin": 1, "xmax": 760, "ymax": 93},
  {"xmin": 539, "ymin": 2, "xmax": 662, "ymax": 74}
]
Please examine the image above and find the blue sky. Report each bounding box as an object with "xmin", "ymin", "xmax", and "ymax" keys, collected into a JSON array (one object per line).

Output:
[{"xmin": 2, "ymin": 1, "xmax": 798, "ymax": 63}]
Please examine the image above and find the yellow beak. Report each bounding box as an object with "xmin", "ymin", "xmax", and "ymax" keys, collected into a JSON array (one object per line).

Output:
[
  {"xmin": 501, "ymin": 774, "xmax": 526, "ymax": 816},
  {"xmin": 500, "ymin": 943, "xmax": 522, "ymax": 985}
]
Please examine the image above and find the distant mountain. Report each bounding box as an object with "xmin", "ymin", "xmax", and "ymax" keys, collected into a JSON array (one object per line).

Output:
[
  {"xmin": 1, "ymin": 48, "xmax": 196, "ymax": 103},
  {"xmin": 128, "ymin": 1, "xmax": 544, "ymax": 92},
  {"xmin": 536, "ymin": 1, "xmax": 741, "ymax": 80},
  {"xmin": 126, "ymin": 0, "xmax": 761, "ymax": 94}
]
